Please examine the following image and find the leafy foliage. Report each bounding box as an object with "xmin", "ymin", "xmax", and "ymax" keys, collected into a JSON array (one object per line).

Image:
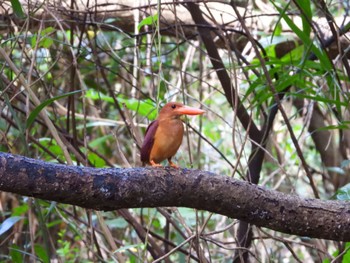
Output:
[{"xmin": 1, "ymin": 0, "xmax": 350, "ymax": 262}]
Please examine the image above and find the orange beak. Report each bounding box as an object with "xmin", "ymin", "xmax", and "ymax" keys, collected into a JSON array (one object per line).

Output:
[{"xmin": 173, "ymin": 106, "xmax": 205, "ymax": 116}]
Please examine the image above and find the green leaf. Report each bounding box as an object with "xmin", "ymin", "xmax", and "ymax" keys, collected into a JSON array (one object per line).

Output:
[
  {"xmin": 85, "ymin": 89, "xmax": 113, "ymax": 103},
  {"xmin": 315, "ymin": 124, "xmax": 350, "ymax": 131},
  {"xmin": 89, "ymin": 134, "xmax": 113, "ymax": 148},
  {"xmin": 341, "ymin": 160, "xmax": 350, "ymax": 169},
  {"xmin": 274, "ymin": 21, "xmax": 282, "ymax": 37},
  {"xmin": 31, "ymin": 27, "xmax": 55, "ymax": 49},
  {"xmin": 0, "ymin": 216, "xmax": 23, "ymax": 236},
  {"xmin": 177, "ymin": 208, "xmax": 197, "ymax": 226},
  {"xmin": 10, "ymin": 244, "xmax": 23, "ymax": 263},
  {"xmin": 272, "ymin": 2, "xmax": 332, "ymax": 70},
  {"xmin": 104, "ymin": 18, "xmax": 117, "ymax": 24},
  {"xmin": 295, "ymin": 0, "xmax": 312, "ymax": 38},
  {"xmin": 34, "ymin": 244, "xmax": 50, "ymax": 263},
  {"xmin": 87, "ymin": 152, "xmax": 106, "ymax": 168},
  {"xmin": 270, "ymin": 4, "xmax": 286, "ymax": 43},
  {"xmin": 85, "ymin": 90, "xmax": 157, "ymax": 120},
  {"xmin": 105, "ymin": 217, "xmax": 128, "ymax": 229},
  {"xmin": 342, "ymin": 243, "xmax": 350, "ymax": 262},
  {"xmin": 138, "ymin": 13, "xmax": 158, "ymax": 31},
  {"xmin": 289, "ymin": 92, "xmax": 347, "ymax": 108},
  {"xmin": 326, "ymin": 166, "xmax": 345, "ymax": 175},
  {"xmin": 117, "ymin": 97, "xmax": 157, "ymax": 120},
  {"xmin": 26, "ymin": 90, "xmax": 82, "ymax": 129},
  {"xmin": 31, "ymin": 36, "xmax": 53, "ymax": 49},
  {"xmin": 36, "ymin": 138, "xmax": 64, "ymax": 160},
  {"xmin": 76, "ymin": 121, "xmax": 119, "ymax": 129},
  {"xmin": 114, "ymin": 243, "xmax": 145, "ymax": 254},
  {"xmin": 281, "ymin": 45, "xmax": 304, "ymax": 63},
  {"xmin": 12, "ymin": 204, "xmax": 29, "ymax": 216},
  {"xmin": 10, "ymin": 0, "xmax": 25, "ymax": 18},
  {"xmin": 333, "ymin": 183, "xmax": 350, "ymax": 201}
]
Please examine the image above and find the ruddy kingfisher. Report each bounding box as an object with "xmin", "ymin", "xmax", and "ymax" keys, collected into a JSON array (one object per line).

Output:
[{"xmin": 141, "ymin": 102, "xmax": 205, "ymax": 168}]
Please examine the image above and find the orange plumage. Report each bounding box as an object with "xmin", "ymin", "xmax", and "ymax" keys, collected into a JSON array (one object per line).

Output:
[{"xmin": 141, "ymin": 102, "xmax": 205, "ymax": 168}]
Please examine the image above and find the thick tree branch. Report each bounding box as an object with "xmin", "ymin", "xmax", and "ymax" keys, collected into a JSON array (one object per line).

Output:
[{"xmin": 0, "ymin": 152, "xmax": 349, "ymax": 241}]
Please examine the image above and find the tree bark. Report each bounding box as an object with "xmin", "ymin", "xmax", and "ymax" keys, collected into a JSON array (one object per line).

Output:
[{"xmin": 0, "ymin": 152, "xmax": 350, "ymax": 242}]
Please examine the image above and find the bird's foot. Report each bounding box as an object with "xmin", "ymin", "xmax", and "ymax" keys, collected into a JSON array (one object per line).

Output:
[
  {"xmin": 168, "ymin": 160, "xmax": 179, "ymax": 168},
  {"xmin": 150, "ymin": 160, "xmax": 163, "ymax": 167}
]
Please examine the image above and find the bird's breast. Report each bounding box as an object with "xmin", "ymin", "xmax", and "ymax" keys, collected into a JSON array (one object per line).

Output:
[{"xmin": 150, "ymin": 119, "xmax": 184, "ymax": 163}]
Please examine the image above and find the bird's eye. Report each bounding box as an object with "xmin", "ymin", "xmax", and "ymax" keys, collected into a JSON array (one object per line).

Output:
[{"xmin": 171, "ymin": 104, "xmax": 176, "ymax": 109}]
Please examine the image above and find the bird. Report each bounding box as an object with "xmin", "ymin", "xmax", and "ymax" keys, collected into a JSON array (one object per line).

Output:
[{"xmin": 141, "ymin": 102, "xmax": 205, "ymax": 168}]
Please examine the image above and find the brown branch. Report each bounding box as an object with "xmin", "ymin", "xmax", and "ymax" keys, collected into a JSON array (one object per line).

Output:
[
  {"xmin": 186, "ymin": 2, "xmax": 261, "ymax": 142},
  {"xmin": 0, "ymin": 152, "xmax": 349, "ymax": 242}
]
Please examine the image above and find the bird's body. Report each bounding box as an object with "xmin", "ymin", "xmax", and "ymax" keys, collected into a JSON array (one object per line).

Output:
[{"xmin": 141, "ymin": 102, "xmax": 205, "ymax": 167}]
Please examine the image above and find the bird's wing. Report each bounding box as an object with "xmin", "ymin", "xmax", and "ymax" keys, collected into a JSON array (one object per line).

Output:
[{"xmin": 141, "ymin": 120, "xmax": 159, "ymax": 164}]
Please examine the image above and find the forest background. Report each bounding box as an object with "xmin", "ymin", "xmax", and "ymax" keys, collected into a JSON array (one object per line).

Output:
[{"xmin": 1, "ymin": 0, "xmax": 350, "ymax": 262}]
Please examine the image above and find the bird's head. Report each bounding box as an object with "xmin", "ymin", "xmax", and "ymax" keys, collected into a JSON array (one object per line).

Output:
[{"xmin": 158, "ymin": 102, "xmax": 205, "ymax": 120}]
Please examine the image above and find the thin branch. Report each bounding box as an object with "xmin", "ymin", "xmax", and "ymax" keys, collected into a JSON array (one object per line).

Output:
[{"xmin": 185, "ymin": 2, "xmax": 261, "ymax": 142}]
